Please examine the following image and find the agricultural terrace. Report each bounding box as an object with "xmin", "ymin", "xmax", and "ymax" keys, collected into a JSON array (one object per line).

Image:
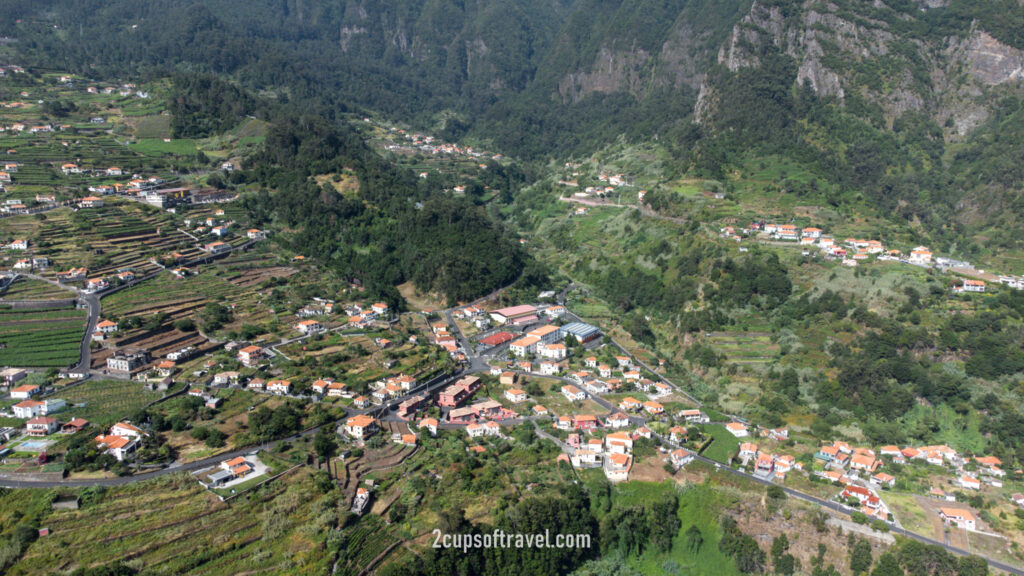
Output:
[
  {"xmin": 0, "ymin": 277, "xmax": 73, "ymax": 301},
  {"xmin": 0, "ymin": 131, "xmax": 171, "ymax": 196},
  {"xmin": 6, "ymin": 471, "xmax": 346, "ymax": 576},
  {"xmin": 57, "ymin": 379, "xmax": 162, "ymax": 427},
  {"xmin": 102, "ymin": 266, "xmax": 245, "ymax": 323},
  {"xmin": 17, "ymin": 202, "xmax": 201, "ymax": 279},
  {"xmin": 0, "ymin": 305, "xmax": 85, "ymax": 367}
]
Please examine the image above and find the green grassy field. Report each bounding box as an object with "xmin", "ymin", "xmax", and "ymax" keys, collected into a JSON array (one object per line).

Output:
[
  {"xmin": 58, "ymin": 380, "xmax": 161, "ymax": 426},
  {"xmin": 0, "ymin": 307, "xmax": 85, "ymax": 367},
  {"xmin": 702, "ymin": 424, "xmax": 741, "ymax": 464},
  {"xmin": 128, "ymin": 138, "xmax": 200, "ymax": 156}
]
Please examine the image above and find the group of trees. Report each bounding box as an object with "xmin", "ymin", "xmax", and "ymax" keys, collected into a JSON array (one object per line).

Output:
[
  {"xmin": 240, "ymin": 116, "xmax": 528, "ymax": 306},
  {"xmin": 246, "ymin": 402, "xmax": 305, "ymax": 441},
  {"xmin": 598, "ymin": 492, "xmax": 681, "ymax": 557}
]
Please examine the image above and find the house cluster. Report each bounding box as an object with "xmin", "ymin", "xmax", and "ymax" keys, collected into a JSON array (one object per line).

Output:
[
  {"xmin": 558, "ymin": 421, "xmax": 641, "ymax": 483},
  {"xmin": 383, "ymin": 126, "xmax": 497, "ymax": 162},
  {"xmin": 11, "ymin": 398, "xmax": 66, "ymax": 419},
  {"xmin": 736, "ymin": 440, "xmax": 802, "ymax": 482},
  {"xmin": 429, "ymin": 320, "xmax": 463, "ymax": 360},
  {"xmin": 247, "ymin": 378, "xmax": 293, "ymax": 396},
  {"xmin": 369, "ymin": 373, "xmax": 417, "ymax": 404},
  {"xmin": 453, "ymin": 305, "xmax": 490, "ymax": 330},
  {"xmin": 82, "ymin": 268, "xmax": 136, "ymax": 294},
  {"xmin": 344, "ymin": 302, "xmax": 388, "ymax": 328},
  {"xmin": 560, "ymin": 169, "xmax": 631, "ymax": 197},
  {"xmin": 297, "ymin": 298, "xmax": 335, "ymax": 318},
  {"xmin": 11, "ymin": 256, "xmax": 52, "ymax": 271},
  {"xmin": 93, "ymin": 421, "xmax": 146, "ymax": 461},
  {"xmin": 450, "ymin": 397, "xmax": 517, "ymax": 427},
  {"xmin": 506, "ymin": 321, "xmax": 600, "ymax": 367}
]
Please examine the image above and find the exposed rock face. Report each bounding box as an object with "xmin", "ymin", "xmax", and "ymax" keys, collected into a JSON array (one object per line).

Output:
[
  {"xmin": 558, "ymin": 46, "xmax": 656, "ymax": 103},
  {"xmin": 960, "ymin": 30, "xmax": 1024, "ymax": 86},
  {"xmin": 694, "ymin": 0, "xmax": 1023, "ymax": 133}
]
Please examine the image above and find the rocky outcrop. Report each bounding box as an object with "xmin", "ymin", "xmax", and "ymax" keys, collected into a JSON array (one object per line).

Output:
[
  {"xmin": 696, "ymin": 0, "xmax": 1023, "ymax": 133},
  {"xmin": 959, "ymin": 30, "xmax": 1024, "ymax": 86}
]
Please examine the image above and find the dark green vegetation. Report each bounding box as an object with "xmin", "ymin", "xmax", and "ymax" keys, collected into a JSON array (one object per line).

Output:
[
  {"xmin": 5, "ymin": 0, "xmax": 1024, "ymax": 254},
  {"xmin": 241, "ymin": 117, "xmax": 528, "ymax": 305}
]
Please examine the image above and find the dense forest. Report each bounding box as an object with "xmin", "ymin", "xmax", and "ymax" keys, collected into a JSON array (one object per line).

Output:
[{"xmin": 4, "ymin": 0, "xmax": 1024, "ymax": 247}]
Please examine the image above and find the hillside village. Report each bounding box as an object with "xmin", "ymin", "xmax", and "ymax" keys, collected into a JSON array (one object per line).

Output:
[
  {"xmin": 719, "ymin": 220, "xmax": 1024, "ymax": 292},
  {"xmin": 3, "ymin": 61, "xmax": 1024, "ymax": 574}
]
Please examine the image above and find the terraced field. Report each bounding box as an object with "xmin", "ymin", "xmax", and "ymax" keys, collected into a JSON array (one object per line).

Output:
[
  {"xmin": 0, "ymin": 306, "xmax": 85, "ymax": 367},
  {"xmin": 707, "ymin": 332, "xmax": 779, "ymax": 367},
  {"xmin": 0, "ymin": 277, "xmax": 72, "ymax": 301},
  {"xmin": 102, "ymin": 271, "xmax": 244, "ymax": 319},
  {"xmin": 334, "ymin": 515, "xmax": 401, "ymax": 576},
  {"xmin": 58, "ymin": 379, "xmax": 161, "ymax": 426},
  {"xmin": 29, "ymin": 204, "xmax": 202, "ymax": 279},
  {"xmin": 10, "ymin": 472, "xmax": 337, "ymax": 576}
]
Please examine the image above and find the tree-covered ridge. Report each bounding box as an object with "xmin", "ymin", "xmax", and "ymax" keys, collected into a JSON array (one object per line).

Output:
[{"xmin": 239, "ymin": 116, "xmax": 526, "ymax": 307}]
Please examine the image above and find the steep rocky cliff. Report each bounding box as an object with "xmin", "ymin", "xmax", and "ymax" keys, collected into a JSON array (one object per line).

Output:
[{"xmin": 694, "ymin": 0, "xmax": 1024, "ymax": 138}]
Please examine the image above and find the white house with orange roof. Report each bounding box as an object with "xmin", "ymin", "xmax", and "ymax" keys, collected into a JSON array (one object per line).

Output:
[
  {"xmin": 871, "ymin": 472, "xmax": 896, "ymax": 488},
  {"xmin": 561, "ymin": 385, "xmax": 585, "ymax": 402},
  {"xmin": 505, "ymin": 388, "xmax": 527, "ymax": 403},
  {"xmin": 538, "ymin": 342, "xmax": 567, "ymax": 360},
  {"xmin": 680, "ymin": 409, "xmax": 709, "ymax": 423},
  {"xmin": 642, "ymin": 401, "xmax": 664, "ymax": 415},
  {"xmin": 618, "ymin": 397, "xmax": 642, "ymax": 412},
  {"xmin": 725, "ymin": 422, "xmax": 749, "ymax": 437},
  {"xmin": 739, "ymin": 442, "xmax": 759, "ymax": 460},
  {"xmin": 344, "ymin": 415, "xmax": 378, "ymax": 440},
  {"xmin": 604, "ymin": 453, "xmax": 631, "ymax": 482},
  {"xmin": 95, "ymin": 319, "xmax": 118, "ymax": 334},
  {"xmin": 466, "ymin": 421, "xmax": 501, "ymax": 438},
  {"xmin": 295, "ymin": 319, "xmax": 323, "ymax": 334},
  {"xmin": 909, "ymin": 246, "xmax": 932, "ymax": 265},
  {"xmin": 959, "ymin": 476, "xmax": 981, "ymax": 491},
  {"xmin": 954, "ymin": 279, "xmax": 985, "ymax": 293},
  {"xmin": 10, "ymin": 384, "xmax": 42, "ymax": 399},
  {"xmin": 110, "ymin": 422, "xmax": 145, "ymax": 438},
  {"xmin": 94, "ymin": 434, "xmax": 138, "ymax": 461},
  {"xmin": 606, "ymin": 412, "xmax": 630, "ymax": 429},
  {"xmin": 939, "ymin": 508, "xmax": 976, "ymax": 531},
  {"xmin": 237, "ymin": 345, "xmax": 264, "ymax": 367}
]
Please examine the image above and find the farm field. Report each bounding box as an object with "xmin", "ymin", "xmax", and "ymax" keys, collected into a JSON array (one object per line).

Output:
[
  {"xmin": 702, "ymin": 424, "xmax": 741, "ymax": 464},
  {"xmin": 58, "ymin": 379, "xmax": 162, "ymax": 426},
  {"xmin": 0, "ymin": 306, "xmax": 85, "ymax": 367},
  {"xmin": 102, "ymin": 268, "xmax": 243, "ymax": 320},
  {"xmin": 0, "ymin": 277, "xmax": 74, "ymax": 301},
  {"xmin": 34, "ymin": 203, "xmax": 197, "ymax": 274},
  {"xmin": 8, "ymin": 471, "xmax": 339, "ymax": 576}
]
